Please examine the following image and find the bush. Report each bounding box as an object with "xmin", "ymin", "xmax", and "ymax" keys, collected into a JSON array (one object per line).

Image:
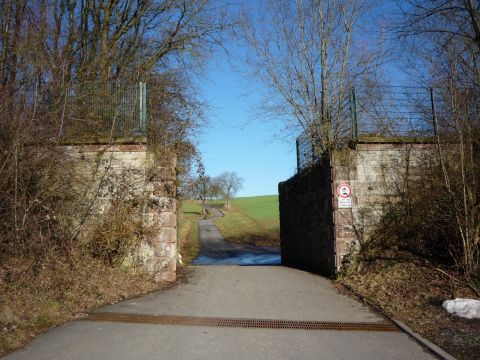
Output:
[
  {"xmin": 85, "ymin": 199, "xmax": 152, "ymax": 266},
  {"xmin": 361, "ymin": 146, "xmax": 479, "ymax": 279},
  {"xmin": 0, "ymin": 126, "xmax": 78, "ymax": 257}
]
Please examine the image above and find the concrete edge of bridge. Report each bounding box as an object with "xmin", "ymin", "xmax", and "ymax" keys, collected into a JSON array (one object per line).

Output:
[
  {"xmin": 340, "ymin": 282, "xmax": 456, "ymax": 360},
  {"xmin": 392, "ymin": 320, "xmax": 457, "ymax": 360}
]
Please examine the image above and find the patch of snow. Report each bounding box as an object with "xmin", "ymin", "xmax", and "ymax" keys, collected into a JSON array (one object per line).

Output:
[{"xmin": 442, "ymin": 298, "xmax": 480, "ymax": 319}]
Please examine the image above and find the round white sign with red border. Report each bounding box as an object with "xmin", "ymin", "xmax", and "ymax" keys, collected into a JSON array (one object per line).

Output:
[{"xmin": 336, "ymin": 183, "xmax": 352, "ymax": 198}]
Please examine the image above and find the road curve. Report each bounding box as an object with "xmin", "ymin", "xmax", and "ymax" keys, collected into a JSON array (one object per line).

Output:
[{"xmin": 192, "ymin": 205, "xmax": 280, "ymax": 265}]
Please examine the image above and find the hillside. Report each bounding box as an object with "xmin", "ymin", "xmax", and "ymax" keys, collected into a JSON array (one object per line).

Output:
[{"xmin": 213, "ymin": 195, "xmax": 280, "ymax": 247}]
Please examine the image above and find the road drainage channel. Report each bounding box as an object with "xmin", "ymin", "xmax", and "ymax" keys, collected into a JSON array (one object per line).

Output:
[{"xmin": 84, "ymin": 312, "xmax": 400, "ymax": 332}]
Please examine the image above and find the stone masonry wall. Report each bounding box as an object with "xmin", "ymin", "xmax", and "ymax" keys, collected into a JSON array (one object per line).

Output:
[
  {"xmin": 65, "ymin": 144, "xmax": 177, "ymax": 282},
  {"xmin": 278, "ymin": 161, "xmax": 335, "ymax": 276},
  {"xmin": 332, "ymin": 143, "xmax": 433, "ymax": 268},
  {"xmin": 279, "ymin": 143, "xmax": 434, "ymax": 275}
]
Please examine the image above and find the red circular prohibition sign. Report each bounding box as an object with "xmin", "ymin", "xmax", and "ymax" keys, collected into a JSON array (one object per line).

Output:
[{"xmin": 336, "ymin": 183, "xmax": 352, "ymax": 198}]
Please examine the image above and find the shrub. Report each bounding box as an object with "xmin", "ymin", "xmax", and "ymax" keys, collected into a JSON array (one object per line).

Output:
[
  {"xmin": 85, "ymin": 199, "xmax": 152, "ymax": 266},
  {"xmin": 361, "ymin": 146, "xmax": 479, "ymax": 280}
]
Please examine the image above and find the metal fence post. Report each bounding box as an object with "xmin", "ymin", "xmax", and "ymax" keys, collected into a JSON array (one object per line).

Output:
[
  {"xmin": 429, "ymin": 87, "xmax": 438, "ymax": 136},
  {"xmin": 350, "ymin": 87, "xmax": 358, "ymax": 142},
  {"xmin": 311, "ymin": 135, "xmax": 316, "ymax": 165},
  {"xmin": 139, "ymin": 82, "xmax": 147, "ymax": 134},
  {"xmin": 296, "ymin": 137, "xmax": 300, "ymax": 173}
]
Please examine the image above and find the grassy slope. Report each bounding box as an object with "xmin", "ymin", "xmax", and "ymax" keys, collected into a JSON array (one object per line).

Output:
[
  {"xmin": 0, "ymin": 252, "xmax": 163, "ymax": 356},
  {"xmin": 214, "ymin": 195, "xmax": 280, "ymax": 247},
  {"xmin": 0, "ymin": 199, "xmax": 203, "ymax": 356},
  {"xmin": 233, "ymin": 195, "xmax": 279, "ymax": 222},
  {"xmin": 338, "ymin": 253, "xmax": 480, "ymax": 360},
  {"xmin": 177, "ymin": 200, "xmax": 202, "ymax": 265}
]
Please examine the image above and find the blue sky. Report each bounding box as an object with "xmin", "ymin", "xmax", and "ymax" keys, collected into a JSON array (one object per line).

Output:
[
  {"xmin": 193, "ymin": 0, "xmax": 406, "ymax": 197},
  {"xmin": 196, "ymin": 54, "xmax": 297, "ymax": 197}
]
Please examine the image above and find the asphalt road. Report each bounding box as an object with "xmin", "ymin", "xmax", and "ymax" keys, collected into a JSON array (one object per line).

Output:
[
  {"xmin": 5, "ymin": 266, "xmax": 437, "ymax": 360},
  {"xmin": 192, "ymin": 205, "xmax": 280, "ymax": 265}
]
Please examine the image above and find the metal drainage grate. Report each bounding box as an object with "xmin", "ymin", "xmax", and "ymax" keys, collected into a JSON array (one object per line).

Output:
[{"xmin": 84, "ymin": 312, "xmax": 400, "ymax": 332}]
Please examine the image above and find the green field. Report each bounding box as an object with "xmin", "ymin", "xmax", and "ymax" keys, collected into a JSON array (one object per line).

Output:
[
  {"xmin": 214, "ymin": 195, "xmax": 280, "ymax": 247},
  {"xmin": 233, "ymin": 195, "xmax": 279, "ymax": 221}
]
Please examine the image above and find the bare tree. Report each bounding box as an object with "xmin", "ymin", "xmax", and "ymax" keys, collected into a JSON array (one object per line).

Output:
[
  {"xmin": 396, "ymin": 0, "xmax": 480, "ymax": 86},
  {"xmin": 0, "ymin": 0, "xmax": 230, "ymax": 255},
  {"xmin": 147, "ymin": 71, "xmax": 204, "ymax": 167},
  {"xmin": 242, "ymin": 0, "xmax": 381, "ymax": 156},
  {"xmin": 217, "ymin": 171, "xmax": 243, "ymax": 209},
  {"xmin": 207, "ymin": 177, "xmax": 222, "ymax": 201},
  {"xmin": 193, "ymin": 155, "xmax": 208, "ymax": 217},
  {"xmin": 45, "ymin": 0, "xmax": 230, "ymax": 82},
  {"xmin": 394, "ymin": 0, "xmax": 480, "ymax": 277}
]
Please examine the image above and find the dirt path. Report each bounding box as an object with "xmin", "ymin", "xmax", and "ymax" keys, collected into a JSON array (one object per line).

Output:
[{"xmin": 192, "ymin": 205, "xmax": 280, "ymax": 265}]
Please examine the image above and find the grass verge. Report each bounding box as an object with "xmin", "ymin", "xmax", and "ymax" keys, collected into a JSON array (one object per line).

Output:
[
  {"xmin": 338, "ymin": 252, "xmax": 480, "ymax": 360},
  {"xmin": 0, "ymin": 251, "xmax": 165, "ymax": 356},
  {"xmin": 177, "ymin": 199, "xmax": 202, "ymax": 265},
  {"xmin": 213, "ymin": 195, "xmax": 280, "ymax": 247}
]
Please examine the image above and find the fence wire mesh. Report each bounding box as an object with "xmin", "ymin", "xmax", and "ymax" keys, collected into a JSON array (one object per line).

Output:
[
  {"xmin": 61, "ymin": 82, "xmax": 147, "ymax": 141},
  {"xmin": 296, "ymin": 131, "xmax": 320, "ymax": 173},
  {"xmin": 296, "ymin": 86, "xmax": 439, "ymax": 172},
  {"xmin": 355, "ymin": 86, "xmax": 435, "ymax": 139}
]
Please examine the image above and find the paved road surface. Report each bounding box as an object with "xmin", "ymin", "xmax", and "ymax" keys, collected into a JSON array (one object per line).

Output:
[
  {"xmin": 5, "ymin": 266, "xmax": 437, "ymax": 360},
  {"xmin": 192, "ymin": 205, "xmax": 280, "ymax": 265}
]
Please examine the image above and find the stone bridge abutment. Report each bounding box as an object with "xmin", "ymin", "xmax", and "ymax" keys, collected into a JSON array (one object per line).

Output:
[{"xmin": 279, "ymin": 142, "xmax": 434, "ymax": 276}]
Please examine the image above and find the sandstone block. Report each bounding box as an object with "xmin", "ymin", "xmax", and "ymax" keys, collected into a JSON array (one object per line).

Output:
[
  {"xmin": 158, "ymin": 228, "xmax": 177, "ymax": 244},
  {"xmin": 159, "ymin": 271, "xmax": 176, "ymax": 283}
]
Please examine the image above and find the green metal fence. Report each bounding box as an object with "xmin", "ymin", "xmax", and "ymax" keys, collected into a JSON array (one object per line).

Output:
[
  {"xmin": 62, "ymin": 82, "xmax": 147, "ymax": 141},
  {"xmin": 296, "ymin": 86, "xmax": 438, "ymax": 172}
]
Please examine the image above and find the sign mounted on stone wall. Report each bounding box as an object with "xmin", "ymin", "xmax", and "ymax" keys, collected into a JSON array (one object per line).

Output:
[{"xmin": 336, "ymin": 183, "xmax": 352, "ymax": 209}]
